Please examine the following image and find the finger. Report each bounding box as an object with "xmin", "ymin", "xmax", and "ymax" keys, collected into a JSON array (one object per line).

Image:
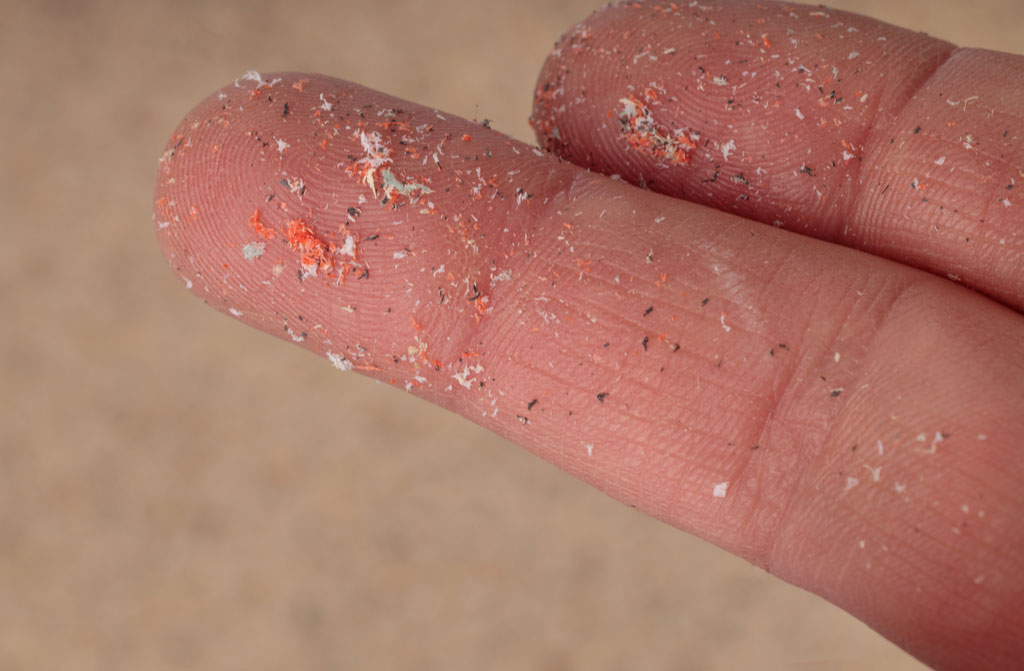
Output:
[
  {"xmin": 531, "ymin": 0, "xmax": 1024, "ymax": 311},
  {"xmin": 155, "ymin": 73, "xmax": 1024, "ymax": 669}
]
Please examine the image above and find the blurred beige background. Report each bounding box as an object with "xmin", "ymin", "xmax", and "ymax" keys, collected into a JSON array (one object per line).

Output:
[{"xmin": 1, "ymin": 1, "xmax": 1021, "ymax": 669}]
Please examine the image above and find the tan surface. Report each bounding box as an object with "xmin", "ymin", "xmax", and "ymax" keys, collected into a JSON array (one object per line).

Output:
[{"xmin": 2, "ymin": 1, "xmax": 1021, "ymax": 669}]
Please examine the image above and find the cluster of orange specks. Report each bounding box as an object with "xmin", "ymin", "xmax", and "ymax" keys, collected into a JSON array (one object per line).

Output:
[
  {"xmin": 249, "ymin": 210, "xmax": 276, "ymax": 240},
  {"xmin": 286, "ymin": 219, "xmax": 337, "ymax": 276},
  {"xmin": 617, "ymin": 93, "xmax": 696, "ymax": 166},
  {"xmin": 448, "ymin": 215, "xmax": 481, "ymax": 253},
  {"xmin": 468, "ymin": 169, "xmax": 499, "ymax": 200},
  {"xmin": 377, "ymin": 117, "xmax": 413, "ymax": 136}
]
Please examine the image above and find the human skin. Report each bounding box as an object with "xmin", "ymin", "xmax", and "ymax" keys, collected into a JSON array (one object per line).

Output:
[{"xmin": 153, "ymin": 1, "xmax": 1023, "ymax": 668}]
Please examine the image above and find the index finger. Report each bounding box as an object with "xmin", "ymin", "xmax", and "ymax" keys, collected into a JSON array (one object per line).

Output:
[{"xmin": 531, "ymin": 0, "xmax": 1024, "ymax": 310}]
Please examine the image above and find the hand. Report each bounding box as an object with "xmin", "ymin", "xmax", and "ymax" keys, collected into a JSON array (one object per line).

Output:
[{"xmin": 153, "ymin": 1, "xmax": 1023, "ymax": 668}]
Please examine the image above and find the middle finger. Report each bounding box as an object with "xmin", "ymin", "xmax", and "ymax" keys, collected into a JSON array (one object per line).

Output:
[{"xmin": 531, "ymin": 0, "xmax": 1024, "ymax": 310}]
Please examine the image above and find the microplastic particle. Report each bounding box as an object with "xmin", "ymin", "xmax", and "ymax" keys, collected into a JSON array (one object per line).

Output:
[
  {"xmin": 242, "ymin": 242, "xmax": 266, "ymax": 260},
  {"xmin": 326, "ymin": 352, "xmax": 354, "ymax": 371}
]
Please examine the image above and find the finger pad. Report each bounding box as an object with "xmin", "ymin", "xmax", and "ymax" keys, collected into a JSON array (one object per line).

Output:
[{"xmin": 153, "ymin": 72, "xmax": 571, "ymax": 402}]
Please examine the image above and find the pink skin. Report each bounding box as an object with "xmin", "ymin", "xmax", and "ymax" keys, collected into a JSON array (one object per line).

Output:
[
  {"xmin": 533, "ymin": 1, "xmax": 1024, "ymax": 310},
  {"xmin": 154, "ymin": 5, "xmax": 1024, "ymax": 669}
]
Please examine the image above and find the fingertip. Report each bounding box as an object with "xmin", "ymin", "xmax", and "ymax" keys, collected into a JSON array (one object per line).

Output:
[{"xmin": 151, "ymin": 70, "xmax": 575, "ymax": 402}]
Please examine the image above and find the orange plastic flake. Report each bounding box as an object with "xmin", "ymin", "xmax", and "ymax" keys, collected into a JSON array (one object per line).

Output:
[
  {"xmin": 286, "ymin": 219, "xmax": 335, "ymax": 274},
  {"xmin": 249, "ymin": 211, "xmax": 276, "ymax": 240}
]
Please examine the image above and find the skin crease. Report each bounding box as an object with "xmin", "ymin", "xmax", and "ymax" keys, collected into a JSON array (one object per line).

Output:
[{"xmin": 154, "ymin": 3, "xmax": 1023, "ymax": 669}]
